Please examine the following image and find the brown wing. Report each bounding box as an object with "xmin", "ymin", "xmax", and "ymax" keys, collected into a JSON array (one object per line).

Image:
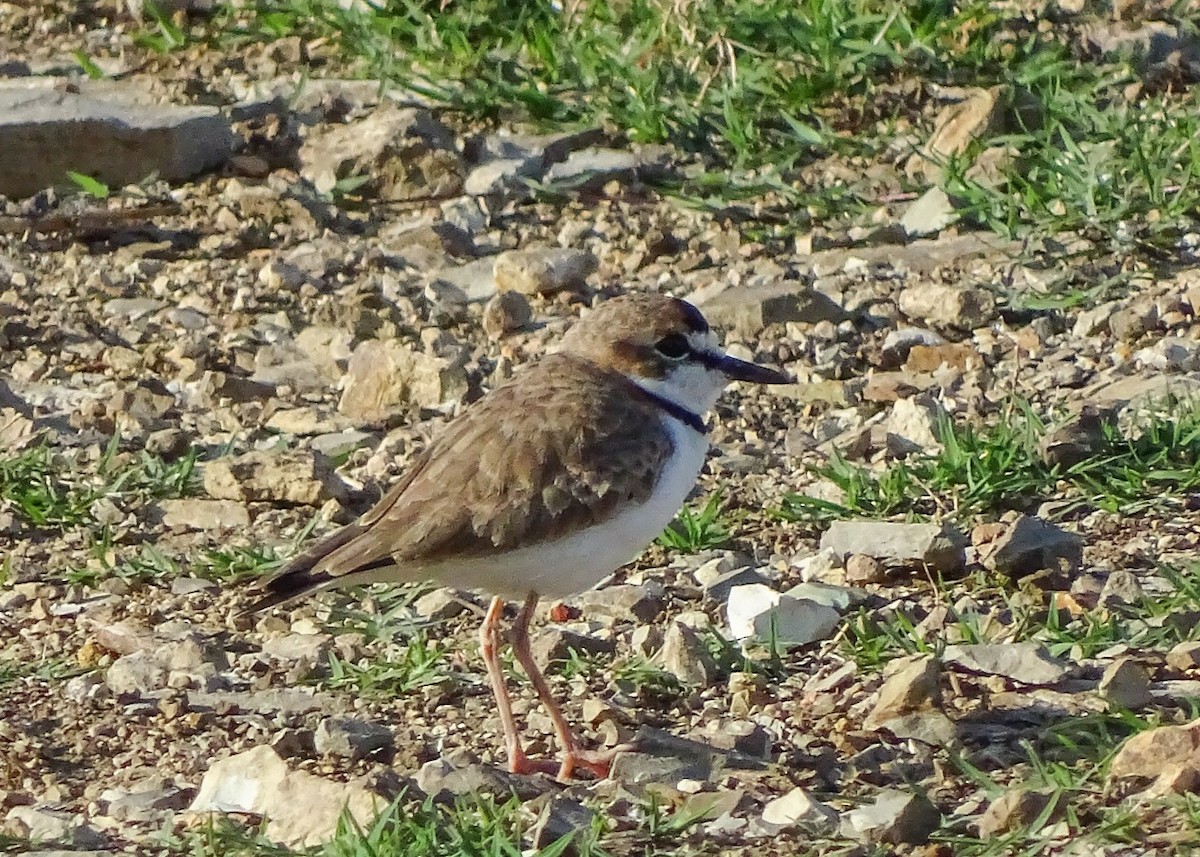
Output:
[{"xmin": 250, "ymin": 354, "xmax": 673, "ymax": 608}]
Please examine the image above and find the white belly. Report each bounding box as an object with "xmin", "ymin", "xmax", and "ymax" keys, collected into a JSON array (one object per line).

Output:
[{"xmin": 415, "ymin": 415, "xmax": 709, "ymax": 599}]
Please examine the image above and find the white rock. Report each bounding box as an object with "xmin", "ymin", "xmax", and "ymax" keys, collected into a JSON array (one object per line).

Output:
[
  {"xmin": 188, "ymin": 745, "xmax": 384, "ymax": 848},
  {"xmin": 900, "ymin": 187, "xmax": 958, "ymax": 237},
  {"xmin": 885, "ymin": 394, "xmax": 947, "ymax": 454},
  {"xmin": 463, "ymin": 157, "xmax": 540, "ymax": 196},
  {"xmin": 4, "ymin": 804, "xmax": 105, "ymax": 848},
  {"xmin": 840, "ymin": 789, "xmax": 941, "ymax": 845},
  {"xmin": 159, "ymin": 498, "xmax": 250, "ymax": 531},
  {"xmin": 761, "ymin": 787, "xmax": 839, "ymax": 833},
  {"xmin": 726, "ymin": 584, "xmax": 841, "ymax": 648}
]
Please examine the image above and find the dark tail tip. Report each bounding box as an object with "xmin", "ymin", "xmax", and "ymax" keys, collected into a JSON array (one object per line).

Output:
[
  {"xmin": 239, "ymin": 521, "xmax": 373, "ymax": 616},
  {"xmin": 242, "ymin": 569, "xmax": 332, "ymax": 616}
]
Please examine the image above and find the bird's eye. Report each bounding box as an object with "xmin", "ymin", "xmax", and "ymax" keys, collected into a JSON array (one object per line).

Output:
[{"xmin": 655, "ymin": 334, "xmax": 690, "ymax": 359}]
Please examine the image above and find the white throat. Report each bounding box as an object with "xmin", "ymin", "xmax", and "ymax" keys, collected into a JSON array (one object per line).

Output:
[{"xmin": 630, "ymin": 361, "xmax": 726, "ymax": 419}]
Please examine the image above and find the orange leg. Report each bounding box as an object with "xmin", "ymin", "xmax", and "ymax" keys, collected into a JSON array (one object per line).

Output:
[
  {"xmin": 479, "ymin": 595, "xmax": 532, "ymax": 774},
  {"xmin": 511, "ymin": 592, "xmax": 626, "ymax": 781}
]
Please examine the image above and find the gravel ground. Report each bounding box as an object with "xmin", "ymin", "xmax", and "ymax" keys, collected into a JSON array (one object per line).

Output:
[{"xmin": 5, "ymin": 2, "xmax": 1200, "ymax": 856}]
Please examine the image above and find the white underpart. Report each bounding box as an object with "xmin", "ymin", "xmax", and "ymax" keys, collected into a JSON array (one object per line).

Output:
[{"xmin": 373, "ymin": 412, "xmax": 710, "ymax": 599}]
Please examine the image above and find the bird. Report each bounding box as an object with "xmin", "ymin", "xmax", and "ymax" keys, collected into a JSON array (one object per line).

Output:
[{"xmin": 248, "ymin": 292, "xmax": 790, "ymax": 780}]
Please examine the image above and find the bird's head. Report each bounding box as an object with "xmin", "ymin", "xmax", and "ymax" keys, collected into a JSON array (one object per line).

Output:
[{"xmin": 558, "ymin": 293, "xmax": 791, "ymax": 414}]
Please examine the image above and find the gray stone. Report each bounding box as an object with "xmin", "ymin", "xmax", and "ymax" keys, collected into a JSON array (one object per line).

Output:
[
  {"xmin": 414, "ymin": 757, "xmax": 532, "ymax": 801},
  {"xmin": 424, "ymin": 278, "xmax": 469, "ymax": 315},
  {"xmin": 202, "ymin": 449, "xmax": 347, "ymax": 506},
  {"xmin": 413, "ymin": 588, "xmax": 467, "ymax": 621},
  {"xmin": 1134, "ymin": 336, "xmax": 1200, "ymax": 372},
  {"xmin": 530, "ymin": 796, "xmax": 597, "ymax": 849},
  {"xmin": 543, "ymin": 147, "xmax": 666, "ymax": 188},
  {"xmin": 984, "ymin": 515, "xmax": 1083, "ymax": 578},
  {"xmin": 571, "ymin": 581, "xmax": 664, "ymax": 623},
  {"xmin": 1039, "ymin": 406, "xmax": 1114, "ymax": 469},
  {"xmin": 1099, "ymin": 570, "xmax": 1144, "ymax": 608},
  {"xmin": 64, "ymin": 673, "xmax": 110, "ymax": 704},
  {"xmin": 1088, "ymin": 373, "xmax": 1200, "ymax": 414},
  {"xmin": 103, "ymin": 297, "xmax": 165, "ymax": 321},
  {"xmin": 0, "ymin": 79, "xmax": 233, "ymax": 198},
  {"xmin": 311, "ymin": 429, "xmax": 374, "ymax": 460},
  {"xmin": 473, "ymin": 128, "xmax": 604, "ymax": 167},
  {"xmin": 188, "ymin": 745, "xmax": 385, "ymax": 848},
  {"xmin": 440, "ymin": 196, "xmax": 489, "ymax": 235},
  {"xmin": 493, "ymin": 248, "xmax": 597, "ymax": 295},
  {"xmin": 698, "ymin": 719, "xmax": 773, "ymax": 760},
  {"xmin": 845, "ymin": 553, "xmax": 887, "ymax": 584},
  {"xmin": 170, "ymin": 577, "xmax": 217, "ymax": 596},
  {"xmin": 107, "ymin": 380, "xmax": 176, "ymax": 423},
  {"xmin": 840, "ymin": 789, "xmax": 940, "ymax": 845},
  {"xmin": 482, "ymin": 290, "xmax": 532, "ymax": 340},
  {"xmin": 783, "ymin": 582, "xmax": 867, "ymax": 612},
  {"xmin": 1099, "ymin": 658, "xmax": 1153, "ymax": 710},
  {"xmin": 878, "ymin": 711, "xmax": 957, "ymax": 745},
  {"xmin": 100, "ymin": 778, "xmax": 189, "ymax": 822},
  {"xmin": 427, "ymin": 257, "xmax": 501, "ymax": 303},
  {"xmin": 463, "ymin": 157, "xmax": 541, "ymax": 196},
  {"xmin": 609, "ymin": 727, "xmax": 726, "ymax": 787},
  {"xmin": 885, "ymin": 394, "xmax": 947, "ymax": 454},
  {"xmin": 187, "ymin": 688, "xmax": 338, "ymax": 715},
  {"xmin": 1110, "ymin": 301, "xmax": 1158, "ymax": 342},
  {"xmin": 944, "ymin": 642, "xmax": 1070, "ymax": 685},
  {"xmin": 262, "ymin": 633, "xmax": 333, "ymax": 665},
  {"xmin": 726, "ymin": 584, "xmax": 841, "ymax": 648},
  {"xmin": 530, "ymin": 627, "xmax": 615, "ymax": 672},
  {"xmin": 880, "ymin": 327, "xmax": 945, "ymax": 368},
  {"xmin": 820, "ymin": 520, "xmax": 966, "ymax": 574},
  {"xmin": 338, "ymin": 338, "xmax": 468, "ymax": 420},
  {"xmin": 630, "ymin": 625, "xmax": 662, "ymax": 656},
  {"xmin": 654, "ymin": 621, "xmax": 719, "ymax": 686},
  {"xmin": 314, "ymin": 717, "xmax": 394, "ymax": 761},
  {"xmin": 699, "ymin": 282, "xmax": 848, "ymax": 335}
]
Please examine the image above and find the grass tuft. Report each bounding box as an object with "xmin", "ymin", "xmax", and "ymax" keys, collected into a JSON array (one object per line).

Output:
[
  {"xmin": 657, "ymin": 492, "xmax": 732, "ymax": 552},
  {"xmin": 782, "ymin": 398, "xmax": 1200, "ymax": 524},
  {"xmin": 0, "ymin": 439, "xmax": 199, "ymax": 531}
]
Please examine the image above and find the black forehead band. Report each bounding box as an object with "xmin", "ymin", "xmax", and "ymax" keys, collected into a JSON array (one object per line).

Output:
[{"xmin": 676, "ymin": 300, "xmax": 709, "ymax": 333}]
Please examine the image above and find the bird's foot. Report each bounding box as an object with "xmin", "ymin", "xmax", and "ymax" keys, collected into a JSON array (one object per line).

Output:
[
  {"xmin": 507, "ymin": 742, "xmax": 638, "ymax": 781},
  {"xmin": 555, "ymin": 741, "xmax": 638, "ymax": 782}
]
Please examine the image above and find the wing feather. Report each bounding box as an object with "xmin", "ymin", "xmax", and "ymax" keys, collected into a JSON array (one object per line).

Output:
[{"xmin": 250, "ymin": 354, "xmax": 675, "ymax": 607}]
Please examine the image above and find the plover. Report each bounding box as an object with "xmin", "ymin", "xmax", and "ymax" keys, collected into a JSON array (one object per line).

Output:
[{"xmin": 250, "ymin": 292, "xmax": 789, "ymax": 779}]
